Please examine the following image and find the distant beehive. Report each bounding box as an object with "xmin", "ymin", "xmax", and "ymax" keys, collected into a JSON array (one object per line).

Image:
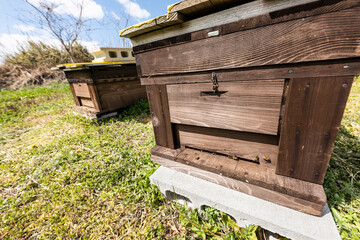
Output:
[{"xmin": 90, "ymin": 47, "xmax": 135, "ymax": 63}]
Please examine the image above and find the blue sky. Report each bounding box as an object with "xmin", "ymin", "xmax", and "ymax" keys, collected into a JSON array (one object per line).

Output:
[{"xmin": 0, "ymin": 0, "xmax": 176, "ymax": 60}]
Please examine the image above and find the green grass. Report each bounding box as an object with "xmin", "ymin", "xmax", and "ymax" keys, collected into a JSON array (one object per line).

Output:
[{"xmin": 0, "ymin": 78, "xmax": 359, "ymax": 239}]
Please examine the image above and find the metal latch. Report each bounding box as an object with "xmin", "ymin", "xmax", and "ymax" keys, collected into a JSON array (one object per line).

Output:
[{"xmin": 200, "ymin": 72, "xmax": 227, "ymax": 97}]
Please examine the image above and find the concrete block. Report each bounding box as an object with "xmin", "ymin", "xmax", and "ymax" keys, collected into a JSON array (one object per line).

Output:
[{"xmin": 150, "ymin": 166, "xmax": 341, "ymax": 240}]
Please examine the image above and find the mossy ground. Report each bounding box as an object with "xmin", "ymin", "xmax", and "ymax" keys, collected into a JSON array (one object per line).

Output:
[{"xmin": 0, "ymin": 79, "xmax": 359, "ymax": 239}]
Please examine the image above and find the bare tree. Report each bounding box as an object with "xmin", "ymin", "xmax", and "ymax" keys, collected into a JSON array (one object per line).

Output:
[
  {"xmin": 108, "ymin": 11, "xmax": 131, "ymax": 48},
  {"xmin": 23, "ymin": 0, "xmax": 92, "ymax": 63}
]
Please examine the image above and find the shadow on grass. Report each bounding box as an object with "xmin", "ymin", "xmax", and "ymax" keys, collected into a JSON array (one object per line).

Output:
[{"xmin": 95, "ymin": 99, "xmax": 151, "ymax": 125}]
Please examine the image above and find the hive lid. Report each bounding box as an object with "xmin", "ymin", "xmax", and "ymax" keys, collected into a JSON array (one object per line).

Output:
[
  {"xmin": 119, "ymin": 0, "xmax": 320, "ymax": 41},
  {"xmin": 51, "ymin": 60, "xmax": 135, "ymax": 71}
]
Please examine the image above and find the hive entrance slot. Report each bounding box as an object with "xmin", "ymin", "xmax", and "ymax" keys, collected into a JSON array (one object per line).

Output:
[{"xmin": 183, "ymin": 146, "xmax": 260, "ymax": 165}]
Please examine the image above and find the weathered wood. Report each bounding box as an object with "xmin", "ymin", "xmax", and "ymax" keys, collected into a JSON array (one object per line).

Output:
[
  {"xmin": 79, "ymin": 98, "xmax": 95, "ymax": 108},
  {"xmin": 87, "ymin": 84, "xmax": 101, "ymax": 111},
  {"xmin": 153, "ymin": 155, "xmax": 325, "ymax": 216},
  {"xmin": 64, "ymin": 70, "xmax": 92, "ymax": 83},
  {"xmin": 120, "ymin": 12, "xmax": 184, "ymax": 38},
  {"xmin": 63, "ymin": 63, "xmax": 145, "ymax": 119},
  {"xmin": 175, "ymin": 124, "xmax": 279, "ymax": 168},
  {"xmin": 276, "ymin": 76, "xmax": 354, "ymax": 184},
  {"xmin": 151, "ymin": 146, "xmax": 326, "ymax": 205},
  {"xmin": 131, "ymin": 0, "xmax": 321, "ymax": 46},
  {"xmin": 156, "ymin": 12, "xmax": 184, "ymax": 27},
  {"xmin": 90, "ymin": 64, "xmax": 139, "ymax": 79},
  {"xmin": 134, "ymin": 0, "xmax": 359, "ymax": 52},
  {"xmin": 95, "ymin": 81, "xmax": 146, "ymax": 112},
  {"xmin": 136, "ymin": 7, "xmax": 360, "ymax": 76},
  {"xmin": 69, "ymin": 84, "xmax": 81, "ymax": 106},
  {"xmin": 140, "ymin": 60, "xmax": 360, "ymax": 85},
  {"xmin": 72, "ymin": 83, "xmax": 91, "ymax": 98},
  {"xmin": 167, "ymin": 0, "xmax": 213, "ymax": 15},
  {"xmin": 167, "ymin": 80, "xmax": 284, "ymax": 135},
  {"xmin": 146, "ymin": 85, "xmax": 175, "ymax": 148}
]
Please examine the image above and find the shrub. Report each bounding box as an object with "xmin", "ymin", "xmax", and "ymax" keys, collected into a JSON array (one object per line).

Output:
[{"xmin": 0, "ymin": 41, "xmax": 93, "ymax": 89}]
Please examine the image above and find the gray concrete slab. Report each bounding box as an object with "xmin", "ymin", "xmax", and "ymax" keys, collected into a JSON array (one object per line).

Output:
[{"xmin": 150, "ymin": 166, "xmax": 341, "ymax": 240}]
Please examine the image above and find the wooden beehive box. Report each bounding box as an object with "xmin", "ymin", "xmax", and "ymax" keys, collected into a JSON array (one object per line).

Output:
[
  {"xmin": 54, "ymin": 48, "xmax": 146, "ymax": 119},
  {"xmin": 121, "ymin": 0, "xmax": 360, "ymax": 216}
]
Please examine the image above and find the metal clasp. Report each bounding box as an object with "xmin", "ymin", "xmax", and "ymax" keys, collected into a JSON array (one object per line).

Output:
[{"xmin": 212, "ymin": 72, "xmax": 219, "ymax": 93}]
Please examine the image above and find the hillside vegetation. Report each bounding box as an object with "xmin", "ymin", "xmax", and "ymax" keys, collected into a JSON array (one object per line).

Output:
[{"xmin": 0, "ymin": 41, "xmax": 93, "ymax": 89}]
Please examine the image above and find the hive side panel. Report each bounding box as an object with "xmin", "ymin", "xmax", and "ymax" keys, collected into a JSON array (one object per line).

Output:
[{"xmin": 276, "ymin": 76, "xmax": 354, "ymax": 184}]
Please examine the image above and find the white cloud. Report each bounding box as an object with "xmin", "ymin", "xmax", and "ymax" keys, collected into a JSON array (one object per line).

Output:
[
  {"xmin": 14, "ymin": 24, "xmax": 36, "ymax": 33},
  {"xmin": 26, "ymin": 0, "xmax": 104, "ymax": 20},
  {"xmin": 117, "ymin": 0, "xmax": 150, "ymax": 19},
  {"xmin": 0, "ymin": 33, "xmax": 99, "ymax": 63}
]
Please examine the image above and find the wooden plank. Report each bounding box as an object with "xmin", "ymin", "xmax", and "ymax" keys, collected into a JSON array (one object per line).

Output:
[
  {"xmin": 120, "ymin": 13, "xmax": 184, "ymax": 38},
  {"xmin": 87, "ymin": 84, "xmax": 101, "ymax": 111},
  {"xmin": 64, "ymin": 70, "xmax": 92, "ymax": 83},
  {"xmin": 69, "ymin": 83, "xmax": 81, "ymax": 106},
  {"xmin": 120, "ymin": 19, "xmax": 160, "ymax": 39},
  {"xmin": 146, "ymin": 85, "xmax": 175, "ymax": 148},
  {"xmin": 276, "ymin": 76, "xmax": 354, "ymax": 184},
  {"xmin": 136, "ymin": 7, "xmax": 360, "ymax": 76},
  {"xmin": 153, "ymin": 155, "xmax": 325, "ymax": 216},
  {"xmin": 175, "ymin": 124, "xmax": 279, "ymax": 168},
  {"xmin": 91, "ymin": 64, "xmax": 138, "ymax": 79},
  {"xmin": 134, "ymin": 0, "xmax": 359, "ymax": 52},
  {"xmin": 168, "ymin": 0, "xmax": 212, "ymax": 14},
  {"xmin": 167, "ymin": 79, "xmax": 284, "ymax": 135},
  {"xmin": 156, "ymin": 12, "xmax": 184, "ymax": 27},
  {"xmin": 151, "ymin": 146, "xmax": 326, "ymax": 204},
  {"xmin": 131, "ymin": 0, "xmax": 320, "ymax": 46},
  {"xmin": 95, "ymin": 81, "xmax": 146, "ymax": 112},
  {"xmin": 72, "ymin": 83, "xmax": 91, "ymax": 98},
  {"xmin": 79, "ymin": 98, "xmax": 95, "ymax": 108},
  {"xmin": 140, "ymin": 60, "xmax": 360, "ymax": 85}
]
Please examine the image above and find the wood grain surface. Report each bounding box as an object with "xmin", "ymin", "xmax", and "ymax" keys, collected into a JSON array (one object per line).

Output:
[
  {"xmin": 152, "ymin": 155, "xmax": 325, "ymax": 216},
  {"xmin": 140, "ymin": 60, "xmax": 360, "ymax": 85},
  {"xmin": 72, "ymin": 83, "xmax": 91, "ymax": 98},
  {"xmin": 136, "ymin": 7, "xmax": 360, "ymax": 76},
  {"xmin": 151, "ymin": 146, "xmax": 326, "ymax": 204},
  {"xmin": 96, "ymin": 81, "xmax": 146, "ymax": 112},
  {"xmin": 131, "ymin": 0, "xmax": 319, "ymax": 46},
  {"xmin": 167, "ymin": 80, "xmax": 284, "ymax": 135},
  {"xmin": 175, "ymin": 124, "xmax": 279, "ymax": 168},
  {"xmin": 134, "ymin": 0, "xmax": 359, "ymax": 52},
  {"xmin": 147, "ymin": 85, "xmax": 175, "ymax": 148},
  {"xmin": 276, "ymin": 76, "xmax": 354, "ymax": 184}
]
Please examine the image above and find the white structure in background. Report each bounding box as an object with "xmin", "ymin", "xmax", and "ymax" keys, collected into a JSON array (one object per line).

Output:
[{"xmin": 90, "ymin": 47, "xmax": 135, "ymax": 63}]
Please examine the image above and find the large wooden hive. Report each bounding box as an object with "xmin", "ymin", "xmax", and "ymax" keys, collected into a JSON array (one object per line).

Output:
[{"xmin": 121, "ymin": 0, "xmax": 360, "ymax": 216}]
